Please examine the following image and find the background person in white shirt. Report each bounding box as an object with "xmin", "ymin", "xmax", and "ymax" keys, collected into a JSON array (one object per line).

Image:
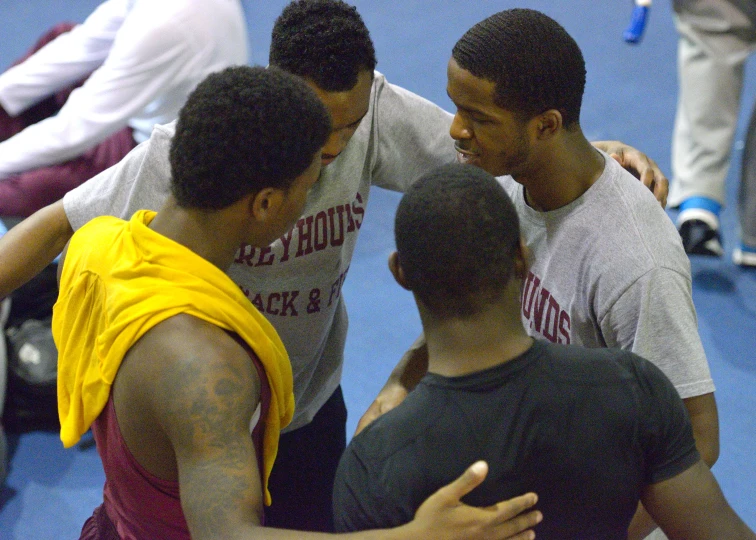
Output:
[{"xmin": 0, "ymin": 0, "xmax": 247, "ymax": 217}]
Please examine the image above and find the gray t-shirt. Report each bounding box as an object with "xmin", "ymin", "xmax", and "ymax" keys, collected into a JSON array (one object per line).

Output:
[
  {"xmin": 64, "ymin": 71, "xmax": 457, "ymax": 431},
  {"xmin": 499, "ymin": 152, "xmax": 714, "ymax": 399}
]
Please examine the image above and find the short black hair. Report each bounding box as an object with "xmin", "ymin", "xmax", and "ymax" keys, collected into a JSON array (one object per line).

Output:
[
  {"xmin": 395, "ymin": 164, "xmax": 521, "ymax": 319},
  {"xmin": 452, "ymin": 8, "xmax": 585, "ymax": 127},
  {"xmin": 269, "ymin": 0, "xmax": 377, "ymax": 92},
  {"xmin": 169, "ymin": 65, "xmax": 331, "ymax": 210}
]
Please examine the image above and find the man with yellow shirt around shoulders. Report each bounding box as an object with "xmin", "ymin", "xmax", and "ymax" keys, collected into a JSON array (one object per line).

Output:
[{"xmin": 52, "ymin": 64, "xmax": 541, "ymax": 540}]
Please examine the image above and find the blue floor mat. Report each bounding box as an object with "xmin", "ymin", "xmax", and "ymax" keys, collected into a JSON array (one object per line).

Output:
[{"xmin": 0, "ymin": 1, "xmax": 754, "ymax": 537}]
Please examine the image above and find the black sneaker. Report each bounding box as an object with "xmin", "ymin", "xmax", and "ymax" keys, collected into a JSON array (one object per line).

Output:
[{"xmin": 676, "ymin": 209, "xmax": 724, "ymax": 257}]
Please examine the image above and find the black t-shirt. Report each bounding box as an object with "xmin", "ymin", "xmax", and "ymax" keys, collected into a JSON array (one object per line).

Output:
[{"xmin": 333, "ymin": 341, "xmax": 700, "ymax": 539}]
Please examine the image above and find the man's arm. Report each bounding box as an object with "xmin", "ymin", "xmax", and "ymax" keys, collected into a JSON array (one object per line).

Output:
[
  {"xmin": 152, "ymin": 321, "xmax": 539, "ymax": 540},
  {"xmin": 0, "ymin": 0, "xmax": 130, "ymax": 177},
  {"xmin": 400, "ymin": 462, "xmax": 541, "ymax": 540},
  {"xmin": 355, "ymin": 333, "xmax": 427, "ymax": 435},
  {"xmin": 608, "ymin": 273, "xmax": 719, "ymax": 539},
  {"xmin": 627, "ymin": 392, "xmax": 719, "ymax": 540},
  {"xmin": 627, "ymin": 396, "xmax": 720, "ymax": 540},
  {"xmin": 642, "ymin": 459, "xmax": 755, "ymax": 539},
  {"xmin": 1, "ymin": 119, "xmax": 173, "ymax": 299},
  {"xmin": 0, "ymin": 200, "xmax": 72, "ymax": 299},
  {"xmin": 601, "ymin": 266, "xmax": 719, "ymax": 463},
  {"xmin": 367, "ymin": 77, "xmax": 456, "ymax": 192},
  {"xmin": 625, "ymin": 351, "xmax": 720, "ymax": 540},
  {"xmin": 150, "ymin": 320, "xmax": 267, "ymax": 537},
  {"xmin": 626, "ymin": 394, "xmax": 719, "ymax": 536},
  {"xmin": 591, "ymin": 140, "xmax": 669, "ymax": 206},
  {"xmin": 683, "ymin": 392, "xmax": 719, "ymax": 466}
]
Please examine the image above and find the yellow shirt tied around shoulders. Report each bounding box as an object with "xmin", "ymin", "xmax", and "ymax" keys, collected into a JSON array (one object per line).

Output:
[{"xmin": 53, "ymin": 210, "xmax": 294, "ymax": 505}]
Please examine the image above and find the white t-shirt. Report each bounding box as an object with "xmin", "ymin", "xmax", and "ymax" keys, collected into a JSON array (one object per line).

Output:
[{"xmin": 0, "ymin": 0, "xmax": 247, "ymax": 179}]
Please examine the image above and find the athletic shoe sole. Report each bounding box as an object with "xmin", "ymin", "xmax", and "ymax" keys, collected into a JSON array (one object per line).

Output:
[{"xmin": 732, "ymin": 247, "xmax": 756, "ymax": 268}]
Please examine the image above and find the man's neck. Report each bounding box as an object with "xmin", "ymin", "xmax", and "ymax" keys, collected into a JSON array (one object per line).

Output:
[
  {"xmin": 519, "ymin": 133, "xmax": 605, "ymax": 212},
  {"xmin": 149, "ymin": 198, "xmax": 244, "ymax": 272},
  {"xmin": 422, "ymin": 301, "xmax": 534, "ymax": 378}
]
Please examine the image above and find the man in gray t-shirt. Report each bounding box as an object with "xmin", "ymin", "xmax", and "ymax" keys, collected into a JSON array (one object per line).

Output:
[{"xmin": 361, "ymin": 9, "xmax": 717, "ymax": 540}]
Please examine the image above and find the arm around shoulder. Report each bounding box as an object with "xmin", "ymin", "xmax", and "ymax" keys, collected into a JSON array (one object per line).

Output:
[
  {"xmin": 0, "ymin": 200, "xmax": 73, "ymax": 299},
  {"xmin": 591, "ymin": 140, "xmax": 668, "ymax": 206},
  {"xmin": 334, "ymin": 461, "xmax": 541, "ymax": 540},
  {"xmin": 370, "ymin": 77, "xmax": 455, "ymax": 191},
  {"xmin": 141, "ymin": 319, "xmax": 540, "ymax": 540},
  {"xmin": 355, "ymin": 333, "xmax": 428, "ymax": 435}
]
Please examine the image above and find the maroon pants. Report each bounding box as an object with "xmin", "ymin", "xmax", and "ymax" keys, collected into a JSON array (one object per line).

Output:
[
  {"xmin": 79, "ymin": 504, "xmax": 120, "ymax": 540},
  {"xmin": 0, "ymin": 23, "xmax": 137, "ymax": 218}
]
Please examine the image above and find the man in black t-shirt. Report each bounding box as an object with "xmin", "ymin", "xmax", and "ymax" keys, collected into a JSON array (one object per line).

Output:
[{"xmin": 332, "ymin": 163, "xmax": 755, "ymax": 539}]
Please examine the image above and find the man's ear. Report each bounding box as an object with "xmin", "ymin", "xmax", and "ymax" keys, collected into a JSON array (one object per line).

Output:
[
  {"xmin": 388, "ymin": 251, "xmax": 411, "ymax": 290},
  {"xmin": 513, "ymin": 237, "xmax": 530, "ymax": 280},
  {"xmin": 532, "ymin": 109, "xmax": 562, "ymax": 141},
  {"xmin": 250, "ymin": 187, "xmax": 285, "ymax": 222}
]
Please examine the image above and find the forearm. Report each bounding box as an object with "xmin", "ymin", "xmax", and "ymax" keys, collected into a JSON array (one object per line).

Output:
[
  {"xmin": 197, "ymin": 459, "xmax": 541, "ymax": 540},
  {"xmin": 0, "ymin": 17, "xmax": 193, "ymax": 178},
  {"xmin": 205, "ymin": 526, "xmax": 403, "ymax": 540},
  {"xmin": 0, "ymin": 200, "xmax": 73, "ymax": 298},
  {"xmin": 0, "ymin": 34, "xmax": 102, "ymax": 117},
  {"xmin": 628, "ymin": 393, "xmax": 721, "ymax": 539},
  {"xmin": 627, "ymin": 503, "xmax": 659, "ymax": 540},
  {"xmin": 642, "ymin": 460, "xmax": 756, "ymax": 540},
  {"xmin": 354, "ymin": 334, "xmax": 429, "ymax": 435}
]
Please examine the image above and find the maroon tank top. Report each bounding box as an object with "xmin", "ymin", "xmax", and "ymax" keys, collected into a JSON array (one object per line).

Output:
[{"xmin": 82, "ymin": 340, "xmax": 271, "ymax": 539}]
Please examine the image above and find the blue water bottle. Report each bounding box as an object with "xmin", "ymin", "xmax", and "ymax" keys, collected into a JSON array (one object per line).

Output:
[{"xmin": 624, "ymin": 0, "xmax": 651, "ymax": 44}]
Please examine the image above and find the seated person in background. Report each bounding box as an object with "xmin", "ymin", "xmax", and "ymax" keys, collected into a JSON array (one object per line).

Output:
[
  {"xmin": 333, "ymin": 162, "xmax": 756, "ymax": 540},
  {"xmin": 362, "ymin": 9, "xmax": 717, "ymax": 538},
  {"xmin": 0, "ymin": 0, "xmax": 247, "ymax": 217},
  {"xmin": 53, "ymin": 65, "xmax": 541, "ymax": 540}
]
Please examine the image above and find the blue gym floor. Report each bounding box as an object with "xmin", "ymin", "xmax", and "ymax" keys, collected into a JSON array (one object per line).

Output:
[{"xmin": 0, "ymin": 1, "xmax": 754, "ymax": 538}]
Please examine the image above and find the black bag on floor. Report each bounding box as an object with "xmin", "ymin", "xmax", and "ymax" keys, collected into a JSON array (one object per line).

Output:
[{"xmin": 2, "ymin": 263, "xmax": 60, "ymax": 433}]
